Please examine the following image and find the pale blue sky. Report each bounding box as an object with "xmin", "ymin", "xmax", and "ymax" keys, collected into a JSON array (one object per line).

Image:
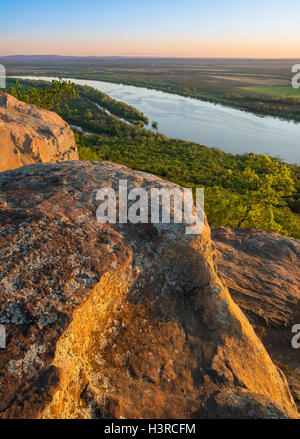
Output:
[{"xmin": 1, "ymin": 0, "xmax": 300, "ymax": 57}]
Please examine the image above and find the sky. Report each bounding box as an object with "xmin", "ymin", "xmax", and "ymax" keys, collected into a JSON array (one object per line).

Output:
[{"xmin": 1, "ymin": 0, "xmax": 300, "ymax": 58}]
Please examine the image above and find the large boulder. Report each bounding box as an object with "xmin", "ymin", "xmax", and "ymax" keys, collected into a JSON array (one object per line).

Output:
[
  {"xmin": 0, "ymin": 92, "xmax": 78, "ymax": 172},
  {"xmin": 0, "ymin": 161, "xmax": 298, "ymax": 419},
  {"xmin": 212, "ymin": 227, "xmax": 300, "ymax": 409}
]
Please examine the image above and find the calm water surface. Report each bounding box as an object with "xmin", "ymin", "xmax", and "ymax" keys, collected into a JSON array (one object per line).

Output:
[{"xmin": 12, "ymin": 76, "xmax": 300, "ymax": 164}]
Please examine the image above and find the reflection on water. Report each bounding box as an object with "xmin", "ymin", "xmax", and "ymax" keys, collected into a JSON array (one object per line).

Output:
[{"xmin": 12, "ymin": 76, "xmax": 300, "ymax": 164}]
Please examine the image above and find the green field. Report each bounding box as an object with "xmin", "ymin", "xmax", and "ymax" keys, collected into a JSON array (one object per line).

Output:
[{"xmin": 242, "ymin": 85, "xmax": 300, "ymax": 98}]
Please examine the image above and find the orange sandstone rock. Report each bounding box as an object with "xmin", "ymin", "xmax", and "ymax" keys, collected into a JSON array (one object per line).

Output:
[
  {"xmin": 0, "ymin": 92, "xmax": 78, "ymax": 172},
  {"xmin": 212, "ymin": 226, "xmax": 300, "ymax": 411},
  {"xmin": 0, "ymin": 161, "xmax": 298, "ymax": 419}
]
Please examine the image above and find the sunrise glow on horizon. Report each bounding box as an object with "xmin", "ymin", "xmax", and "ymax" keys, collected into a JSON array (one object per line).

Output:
[{"xmin": 1, "ymin": 0, "xmax": 300, "ymax": 58}]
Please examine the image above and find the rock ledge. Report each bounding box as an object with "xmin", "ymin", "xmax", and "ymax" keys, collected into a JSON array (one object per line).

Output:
[{"xmin": 0, "ymin": 92, "xmax": 78, "ymax": 172}]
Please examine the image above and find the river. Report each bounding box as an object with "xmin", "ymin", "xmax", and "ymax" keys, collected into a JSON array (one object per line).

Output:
[{"xmin": 11, "ymin": 76, "xmax": 300, "ymax": 164}]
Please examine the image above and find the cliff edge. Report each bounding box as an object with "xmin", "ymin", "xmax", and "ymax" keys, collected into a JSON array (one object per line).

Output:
[
  {"xmin": 212, "ymin": 227, "xmax": 300, "ymax": 409},
  {"xmin": 0, "ymin": 92, "xmax": 78, "ymax": 172}
]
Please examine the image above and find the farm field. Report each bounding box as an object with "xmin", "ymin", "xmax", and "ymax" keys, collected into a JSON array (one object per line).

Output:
[{"xmin": 242, "ymin": 85, "xmax": 300, "ymax": 97}]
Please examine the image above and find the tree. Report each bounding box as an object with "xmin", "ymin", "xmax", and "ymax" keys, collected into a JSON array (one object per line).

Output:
[
  {"xmin": 205, "ymin": 154, "xmax": 296, "ymax": 234},
  {"xmin": 9, "ymin": 78, "xmax": 79, "ymax": 112},
  {"xmin": 84, "ymin": 109, "xmax": 93, "ymax": 119}
]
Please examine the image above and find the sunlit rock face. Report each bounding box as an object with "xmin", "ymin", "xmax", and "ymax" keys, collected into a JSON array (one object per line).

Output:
[
  {"xmin": 212, "ymin": 227, "xmax": 300, "ymax": 411},
  {"xmin": 0, "ymin": 92, "xmax": 78, "ymax": 172},
  {"xmin": 0, "ymin": 161, "xmax": 298, "ymax": 419}
]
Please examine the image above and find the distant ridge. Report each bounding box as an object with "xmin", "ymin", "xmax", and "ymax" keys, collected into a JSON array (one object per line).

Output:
[
  {"xmin": 0, "ymin": 55, "xmax": 299, "ymax": 62},
  {"xmin": 0, "ymin": 55, "xmax": 136, "ymax": 61}
]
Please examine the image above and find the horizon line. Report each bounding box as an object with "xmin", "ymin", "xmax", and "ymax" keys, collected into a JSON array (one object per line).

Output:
[{"xmin": 1, "ymin": 54, "xmax": 300, "ymax": 60}]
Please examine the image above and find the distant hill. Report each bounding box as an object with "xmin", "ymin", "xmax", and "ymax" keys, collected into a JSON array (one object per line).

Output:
[{"xmin": 0, "ymin": 55, "xmax": 158, "ymax": 63}]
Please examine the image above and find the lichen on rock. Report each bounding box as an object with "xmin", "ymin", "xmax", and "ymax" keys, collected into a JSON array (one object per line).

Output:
[{"xmin": 0, "ymin": 161, "xmax": 298, "ymax": 419}]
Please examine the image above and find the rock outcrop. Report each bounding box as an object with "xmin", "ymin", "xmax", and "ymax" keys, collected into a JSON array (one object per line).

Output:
[
  {"xmin": 0, "ymin": 161, "xmax": 298, "ymax": 419},
  {"xmin": 0, "ymin": 92, "xmax": 78, "ymax": 172},
  {"xmin": 212, "ymin": 227, "xmax": 300, "ymax": 409}
]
